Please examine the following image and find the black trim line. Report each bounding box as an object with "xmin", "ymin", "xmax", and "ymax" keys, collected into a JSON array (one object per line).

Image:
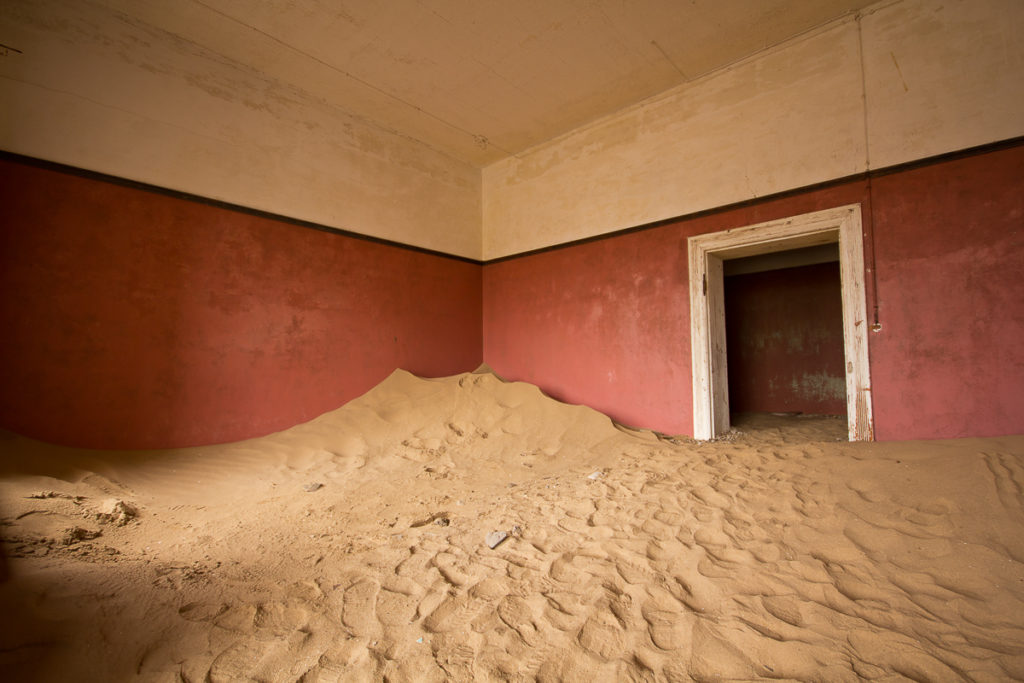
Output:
[
  {"xmin": 0, "ymin": 150, "xmax": 483, "ymax": 266},
  {"xmin": 483, "ymin": 135, "xmax": 1024, "ymax": 264},
  {"xmin": 4, "ymin": 134, "xmax": 1022, "ymax": 267}
]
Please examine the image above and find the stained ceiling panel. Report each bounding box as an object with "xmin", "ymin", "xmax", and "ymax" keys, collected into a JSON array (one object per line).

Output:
[{"xmin": 20, "ymin": 0, "xmax": 880, "ymax": 165}]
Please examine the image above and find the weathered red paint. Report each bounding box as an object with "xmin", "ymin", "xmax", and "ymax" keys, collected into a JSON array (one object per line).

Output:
[
  {"xmin": 725, "ymin": 263, "xmax": 846, "ymax": 415},
  {"xmin": 484, "ymin": 226, "xmax": 692, "ymax": 433},
  {"xmin": 484, "ymin": 183, "xmax": 871, "ymax": 435},
  {"xmin": 3, "ymin": 145, "xmax": 1020, "ymax": 447},
  {"xmin": 0, "ymin": 158, "xmax": 482, "ymax": 449},
  {"xmin": 869, "ymin": 145, "xmax": 1024, "ymax": 440},
  {"xmin": 484, "ymin": 145, "xmax": 1024, "ymax": 439}
]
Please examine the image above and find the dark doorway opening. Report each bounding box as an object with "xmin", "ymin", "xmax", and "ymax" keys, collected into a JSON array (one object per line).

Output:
[{"xmin": 723, "ymin": 244, "xmax": 847, "ymax": 429}]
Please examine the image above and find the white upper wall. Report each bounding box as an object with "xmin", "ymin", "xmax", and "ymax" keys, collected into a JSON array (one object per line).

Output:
[
  {"xmin": 2, "ymin": 0, "xmax": 1021, "ymax": 262},
  {"xmin": 862, "ymin": 0, "xmax": 1024, "ymax": 168},
  {"xmin": 482, "ymin": 0, "xmax": 1024, "ymax": 259},
  {"xmin": 0, "ymin": 0, "xmax": 482, "ymax": 259}
]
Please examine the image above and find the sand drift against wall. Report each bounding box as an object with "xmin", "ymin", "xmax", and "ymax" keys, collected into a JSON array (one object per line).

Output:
[{"xmin": 1, "ymin": 369, "xmax": 1023, "ymax": 681}]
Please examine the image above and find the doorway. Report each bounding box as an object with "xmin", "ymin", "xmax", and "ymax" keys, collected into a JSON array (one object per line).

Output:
[
  {"xmin": 687, "ymin": 205, "xmax": 873, "ymax": 441},
  {"xmin": 724, "ymin": 246, "xmax": 845, "ymax": 419}
]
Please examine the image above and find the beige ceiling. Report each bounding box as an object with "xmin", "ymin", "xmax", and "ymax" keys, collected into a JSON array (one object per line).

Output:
[{"xmin": 15, "ymin": 0, "xmax": 880, "ymax": 167}]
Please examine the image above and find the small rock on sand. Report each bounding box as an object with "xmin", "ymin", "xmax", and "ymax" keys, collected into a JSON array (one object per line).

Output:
[
  {"xmin": 97, "ymin": 499, "xmax": 138, "ymax": 526},
  {"xmin": 62, "ymin": 527, "xmax": 101, "ymax": 545},
  {"xmin": 486, "ymin": 531, "xmax": 508, "ymax": 549}
]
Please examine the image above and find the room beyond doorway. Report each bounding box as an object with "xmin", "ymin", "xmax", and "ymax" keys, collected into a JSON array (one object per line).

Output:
[
  {"xmin": 724, "ymin": 246, "xmax": 846, "ymax": 419},
  {"xmin": 687, "ymin": 205, "xmax": 873, "ymax": 441}
]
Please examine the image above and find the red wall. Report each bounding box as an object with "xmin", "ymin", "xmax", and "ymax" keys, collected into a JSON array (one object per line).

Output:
[
  {"xmin": 0, "ymin": 157, "xmax": 482, "ymax": 449},
  {"xmin": 484, "ymin": 143, "xmax": 1024, "ymax": 439},
  {"xmin": 725, "ymin": 263, "xmax": 846, "ymax": 415},
  {"xmin": 869, "ymin": 146, "xmax": 1024, "ymax": 440},
  {"xmin": 483, "ymin": 183, "xmax": 871, "ymax": 435},
  {"xmin": 483, "ymin": 225, "xmax": 693, "ymax": 434},
  {"xmin": 3, "ymin": 144, "xmax": 1020, "ymax": 448}
]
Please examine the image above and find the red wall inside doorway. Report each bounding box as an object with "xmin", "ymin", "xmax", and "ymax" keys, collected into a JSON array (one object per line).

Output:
[
  {"xmin": 725, "ymin": 263, "xmax": 846, "ymax": 416},
  {"xmin": 0, "ymin": 157, "xmax": 482, "ymax": 449}
]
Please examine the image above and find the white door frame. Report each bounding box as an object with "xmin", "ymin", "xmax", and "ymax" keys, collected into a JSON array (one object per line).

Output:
[{"xmin": 688, "ymin": 204, "xmax": 873, "ymax": 441}]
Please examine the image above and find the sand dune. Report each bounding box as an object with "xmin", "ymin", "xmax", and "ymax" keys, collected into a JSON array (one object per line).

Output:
[{"xmin": 1, "ymin": 368, "xmax": 1023, "ymax": 682}]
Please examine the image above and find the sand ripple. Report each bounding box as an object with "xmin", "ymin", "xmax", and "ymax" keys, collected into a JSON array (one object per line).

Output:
[{"xmin": 1, "ymin": 370, "xmax": 1023, "ymax": 681}]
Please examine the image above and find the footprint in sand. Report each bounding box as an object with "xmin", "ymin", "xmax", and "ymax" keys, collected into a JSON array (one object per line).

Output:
[
  {"xmin": 206, "ymin": 639, "xmax": 270, "ymax": 683},
  {"xmin": 610, "ymin": 554, "xmax": 656, "ymax": 585},
  {"xmin": 296, "ymin": 636, "xmax": 375, "ymax": 680},
  {"xmin": 432, "ymin": 636, "xmax": 477, "ymax": 679},
  {"xmin": 252, "ymin": 600, "xmax": 310, "ymax": 636},
  {"xmin": 213, "ymin": 603, "xmax": 258, "ymax": 633},
  {"xmin": 549, "ymin": 552, "xmax": 592, "ymax": 585},
  {"xmin": 207, "ymin": 626, "xmax": 319, "ymax": 683},
  {"xmin": 576, "ymin": 610, "xmax": 627, "ymax": 660},
  {"xmin": 422, "ymin": 591, "xmax": 481, "ymax": 634},
  {"xmin": 375, "ymin": 586, "xmax": 420, "ymax": 627},
  {"xmin": 540, "ymin": 600, "xmax": 583, "ymax": 632},
  {"xmin": 341, "ymin": 578, "xmax": 380, "ymax": 636},
  {"xmin": 496, "ymin": 594, "xmax": 547, "ymax": 646},
  {"xmin": 423, "ymin": 575, "xmax": 509, "ymax": 635},
  {"xmin": 641, "ymin": 600, "xmax": 691, "ymax": 651},
  {"xmin": 432, "ymin": 551, "xmax": 475, "ymax": 588}
]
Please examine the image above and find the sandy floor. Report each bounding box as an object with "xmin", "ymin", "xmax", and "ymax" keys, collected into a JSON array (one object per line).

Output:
[{"xmin": 1, "ymin": 368, "xmax": 1023, "ymax": 682}]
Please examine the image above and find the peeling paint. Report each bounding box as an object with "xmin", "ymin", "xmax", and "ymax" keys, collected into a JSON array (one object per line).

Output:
[{"xmin": 791, "ymin": 372, "xmax": 846, "ymax": 403}]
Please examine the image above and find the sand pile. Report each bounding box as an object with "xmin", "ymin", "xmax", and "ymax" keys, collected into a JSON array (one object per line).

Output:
[{"xmin": 1, "ymin": 368, "xmax": 1023, "ymax": 682}]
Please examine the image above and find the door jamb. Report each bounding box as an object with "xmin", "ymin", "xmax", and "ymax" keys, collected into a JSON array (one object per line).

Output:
[{"xmin": 688, "ymin": 204, "xmax": 873, "ymax": 441}]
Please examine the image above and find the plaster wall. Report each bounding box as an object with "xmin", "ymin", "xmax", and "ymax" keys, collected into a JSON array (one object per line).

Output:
[
  {"xmin": 5, "ymin": 144, "xmax": 1017, "ymax": 449},
  {"xmin": 862, "ymin": 0, "xmax": 1024, "ymax": 168},
  {"xmin": 868, "ymin": 146, "xmax": 1024, "ymax": 440},
  {"xmin": 483, "ymin": 181, "xmax": 871, "ymax": 436},
  {"xmin": 0, "ymin": 157, "xmax": 482, "ymax": 449},
  {"xmin": 483, "ymin": 144, "xmax": 1024, "ymax": 440},
  {"xmin": 482, "ymin": 0, "xmax": 1024, "ymax": 259},
  {"xmin": 725, "ymin": 264, "xmax": 846, "ymax": 416},
  {"xmin": 0, "ymin": 0, "xmax": 481, "ymax": 259}
]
